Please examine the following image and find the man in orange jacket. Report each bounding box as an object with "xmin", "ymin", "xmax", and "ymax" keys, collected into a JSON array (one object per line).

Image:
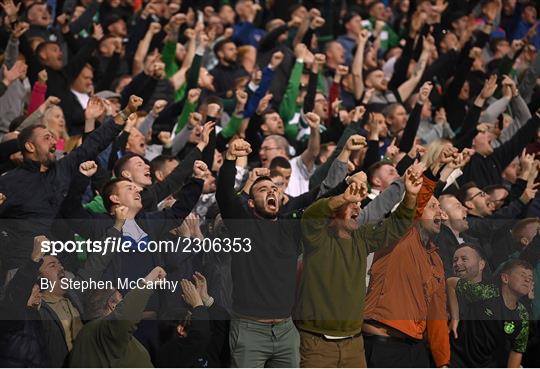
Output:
[{"xmin": 362, "ymin": 154, "xmax": 453, "ymax": 368}]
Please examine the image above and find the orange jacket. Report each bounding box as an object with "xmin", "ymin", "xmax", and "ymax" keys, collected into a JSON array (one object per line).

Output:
[{"xmin": 363, "ymin": 174, "xmax": 450, "ymax": 367}]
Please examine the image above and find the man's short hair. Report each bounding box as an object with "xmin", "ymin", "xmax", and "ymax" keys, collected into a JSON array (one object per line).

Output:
[
  {"xmin": 342, "ymin": 11, "xmax": 360, "ymax": 27},
  {"xmin": 367, "ymin": 1, "xmax": 383, "ymax": 12},
  {"xmin": 25, "ymin": 1, "xmax": 45, "ymax": 18},
  {"xmin": 265, "ymin": 135, "xmax": 289, "ymax": 155},
  {"xmin": 456, "ymin": 182, "xmax": 478, "ymax": 204},
  {"xmin": 382, "ymin": 103, "xmax": 403, "ymax": 118},
  {"xmin": 18, "ymin": 124, "xmax": 46, "ymax": 153},
  {"xmin": 269, "ymin": 169, "xmax": 284, "ymax": 178},
  {"xmin": 113, "ymin": 152, "xmax": 143, "ymax": 178},
  {"xmin": 101, "ymin": 177, "xmax": 132, "ymax": 213},
  {"xmin": 455, "ymin": 243, "xmax": 486, "ymax": 261},
  {"xmin": 249, "ymin": 176, "xmax": 274, "ymax": 199},
  {"xmin": 269, "ymin": 156, "xmax": 291, "ymax": 170},
  {"xmin": 489, "ymin": 37, "xmax": 506, "ymax": 54},
  {"xmin": 364, "ymin": 67, "xmax": 381, "ymax": 81},
  {"xmin": 511, "ymin": 218, "xmax": 540, "ymax": 243},
  {"xmin": 201, "ymin": 95, "xmax": 224, "ymax": 112},
  {"xmin": 261, "ymin": 109, "xmax": 279, "ymax": 122},
  {"xmin": 150, "ymin": 155, "xmax": 178, "ymax": 181},
  {"xmin": 500, "ymin": 258, "xmax": 533, "ymax": 276},
  {"xmin": 35, "ymin": 41, "xmax": 59, "ymax": 59},
  {"xmin": 324, "ymin": 40, "xmax": 341, "ymax": 53},
  {"xmin": 367, "ymin": 160, "xmax": 393, "ymax": 185},
  {"xmin": 213, "ymin": 39, "xmax": 235, "ymax": 56},
  {"xmin": 288, "ymin": 4, "xmax": 304, "ymax": 17},
  {"xmin": 484, "ymin": 184, "xmax": 509, "ymax": 196},
  {"xmin": 83, "ymin": 288, "xmax": 117, "ymax": 321}
]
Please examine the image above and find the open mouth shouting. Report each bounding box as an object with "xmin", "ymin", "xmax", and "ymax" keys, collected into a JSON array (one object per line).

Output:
[{"xmin": 266, "ymin": 195, "xmax": 278, "ymax": 211}]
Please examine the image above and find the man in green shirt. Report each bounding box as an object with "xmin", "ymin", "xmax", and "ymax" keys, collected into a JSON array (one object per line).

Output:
[
  {"xmin": 297, "ymin": 164, "xmax": 422, "ymax": 367},
  {"xmin": 447, "ymin": 260, "xmax": 532, "ymax": 368},
  {"xmin": 69, "ymin": 266, "xmax": 166, "ymax": 368}
]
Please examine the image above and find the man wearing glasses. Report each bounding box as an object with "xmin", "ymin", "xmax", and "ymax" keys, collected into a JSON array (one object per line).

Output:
[{"xmin": 456, "ymin": 182, "xmax": 535, "ymax": 270}]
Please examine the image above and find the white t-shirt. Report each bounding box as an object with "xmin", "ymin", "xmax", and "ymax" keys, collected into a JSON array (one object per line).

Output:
[{"xmin": 286, "ymin": 156, "xmax": 316, "ymax": 197}]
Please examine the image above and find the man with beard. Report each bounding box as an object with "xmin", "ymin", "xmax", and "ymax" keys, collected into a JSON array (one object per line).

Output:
[
  {"xmin": 449, "ymin": 244, "xmax": 489, "ymax": 324},
  {"xmin": 362, "ymin": 160, "xmax": 450, "ymax": 367},
  {"xmin": 436, "ymin": 194, "xmax": 480, "ymax": 276},
  {"xmin": 297, "ymin": 165, "xmax": 421, "ymax": 367},
  {"xmin": 216, "ymin": 138, "xmax": 302, "ymax": 367},
  {"xmin": 447, "ymin": 259, "xmax": 533, "ymax": 368},
  {"xmin": 209, "ymin": 39, "xmax": 248, "ymax": 98},
  {"xmin": 452, "ymin": 244, "xmax": 487, "ymax": 283},
  {"xmin": 0, "ymin": 95, "xmax": 143, "ymax": 275}
]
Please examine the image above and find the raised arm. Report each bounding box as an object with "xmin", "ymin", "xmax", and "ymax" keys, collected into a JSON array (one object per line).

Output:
[
  {"xmin": 64, "ymin": 25, "xmax": 100, "ymax": 81},
  {"xmin": 492, "ymin": 112, "xmax": 540, "ymax": 172},
  {"xmin": 279, "ymin": 45, "xmax": 305, "ymax": 136},
  {"xmin": 352, "ymin": 30, "xmax": 369, "ymax": 100},
  {"xmin": 216, "ymin": 139, "xmax": 252, "ymax": 220},
  {"xmin": 318, "ymin": 134, "xmax": 366, "ymax": 195},
  {"xmin": 359, "ymin": 179, "xmax": 405, "ymax": 225},
  {"xmin": 300, "ymin": 112, "xmax": 321, "ymax": 172},
  {"xmin": 103, "ymin": 268, "xmax": 163, "ymax": 346},
  {"xmin": 399, "ymin": 82, "xmax": 432, "ymax": 152},
  {"xmin": 309, "ymin": 107, "xmax": 366, "ymax": 189},
  {"xmin": 361, "ymin": 164, "xmax": 421, "ymax": 251},
  {"xmin": 57, "ymin": 96, "xmax": 143, "ymax": 176},
  {"xmin": 144, "ymin": 123, "xmax": 212, "ymax": 208},
  {"xmin": 132, "ymin": 22, "xmax": 162, "ymax": 76},
  {"xmin": 494, "ymin": 78, "xmax": 532, "ymax": 148},
  {"xmin": 397, "ymin": 35, "xmax": 432, "ymax": 103}
]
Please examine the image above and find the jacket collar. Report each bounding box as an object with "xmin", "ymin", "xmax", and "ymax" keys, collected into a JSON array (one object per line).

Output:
[
  {"xmin": 21, "ymin": 158, "xmax": 54, "ymax": 173},
  {"xmin": 21, "ymin": 158, "xmax": 43, "ymax": 172}
]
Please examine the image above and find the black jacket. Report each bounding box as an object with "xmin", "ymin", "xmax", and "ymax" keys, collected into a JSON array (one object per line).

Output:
[
  {"xmin": 209, "ymin": 62, "xmax": 248, "ymax": 98},
  {"xmin": 434, "ymin": 224, "xmax": 481, "ymax": 278},
  {"xmin": 19, "ymin": 35, "xmax": 99, "ymax": 135},
  {"xmin": 0, "ymin": 117, "xmax": 122, "ymax": 270},
  {"xmin": 0, "ymin": 260, "xmax": 49, "ymax": 367},
  {"xmin": 464, "ymin": 199, "xmax": 526, "ymax": 270},
  {"xmin": 458, "ymin": 115, "xmax": 540, "ymax": 188}
]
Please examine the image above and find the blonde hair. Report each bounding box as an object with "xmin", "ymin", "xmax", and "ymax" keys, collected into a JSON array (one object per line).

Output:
[
  {"xmin": 421, "ymin": 138, "xmax": 452, "ymax": 168},
  {"xmin": 43, "ymin": 105, "xmax": 69, "ymax": 141}
]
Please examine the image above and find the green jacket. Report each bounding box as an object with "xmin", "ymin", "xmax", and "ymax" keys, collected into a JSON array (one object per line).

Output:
[
  {"xmin": 68, "ymin": 288, "xmax": 154, "ymax": 368},
  {"xmin": 297, "ymin": 197, "xmax": 415, "ymax": 336}
]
